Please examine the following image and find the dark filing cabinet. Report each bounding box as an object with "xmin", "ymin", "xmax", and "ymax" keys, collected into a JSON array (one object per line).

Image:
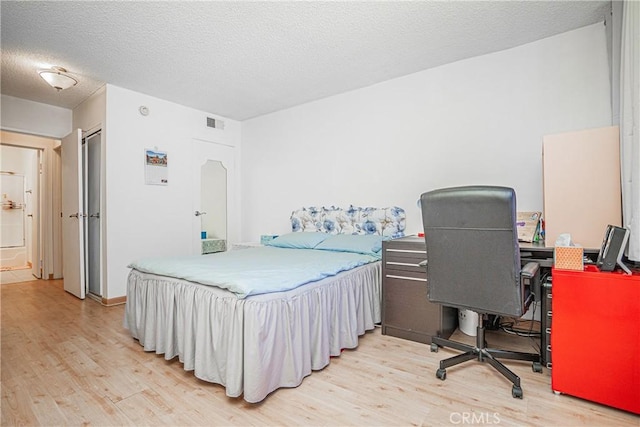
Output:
[
  {"xmin": 542, "ymin": 278, "xmax": 552, "ymax": 368},
  {"xmin": 382, "ymin": 236, "xmax": 458, "ymax": 344}
]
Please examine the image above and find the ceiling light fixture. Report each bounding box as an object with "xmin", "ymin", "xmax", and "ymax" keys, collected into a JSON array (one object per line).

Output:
[{"xmin": 38, "ymin": 66, "xmax": 78, "ymax": 91}]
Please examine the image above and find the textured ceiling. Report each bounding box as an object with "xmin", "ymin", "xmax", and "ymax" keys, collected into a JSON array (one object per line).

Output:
[{"xmin": 1, "ymin": 1, "xmax": 611, "ymax": 121}]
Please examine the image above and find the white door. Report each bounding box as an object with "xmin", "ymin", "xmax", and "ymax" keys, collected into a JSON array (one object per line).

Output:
[
  {"xmin": 29, "ymin": 150, "xmax": 42, "ymax": 278},
  {"xmin": 61, "ymin": 129, "xmax": 85, "ymax": 299},
  {"xmin": 191, "ymin": 139, "xmax": 236, "ymax": 255}
]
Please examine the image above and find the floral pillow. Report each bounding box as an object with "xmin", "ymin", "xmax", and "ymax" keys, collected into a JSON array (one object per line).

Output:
[{"xmin": 290, "ymin": 206, "xmax": 405, "ymax": 238}]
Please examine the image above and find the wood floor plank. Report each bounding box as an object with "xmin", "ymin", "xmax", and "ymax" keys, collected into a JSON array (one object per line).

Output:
[
  {"xmin": 14, "ymin": 375, "xmax": 69, "ymax": 426},
  {"xmin": 1, "ymin": 376, "xmax": 39, "ymax": 427},
  {"xmin": 2, "ymin": 279, "xmax": 638, "ymax": 426}
]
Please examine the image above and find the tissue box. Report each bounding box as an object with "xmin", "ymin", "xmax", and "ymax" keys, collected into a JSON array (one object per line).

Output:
[{"xmin": 554, "ymin": 246, "xmax": 584, "ymax": 270}]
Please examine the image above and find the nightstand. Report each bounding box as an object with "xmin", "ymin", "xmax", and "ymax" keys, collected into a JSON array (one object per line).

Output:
[
  {"xmin": 202, "ymin": 238, "xmax": 226, "ymax": 254},
  {"xmin": 382, "ymin": 236, "xmax": 458, "ymax": 344}
]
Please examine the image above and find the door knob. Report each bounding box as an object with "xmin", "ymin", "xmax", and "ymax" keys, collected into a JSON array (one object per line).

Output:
[
  {"xmin": 195, "ymin": 210, "xmax": 207, "ymax": 216},
  {"xmin": 90, "ymin": 213, "xmax": 100, "ymax": 218},
  {"xmin": 69, "ymin": 213, "xmax": 79, "ymax": 218}
]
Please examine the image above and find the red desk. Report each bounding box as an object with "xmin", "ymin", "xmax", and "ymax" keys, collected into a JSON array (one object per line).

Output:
[{"xmin": 551, "ymin": 266, "xmax": 640, "ymax": 414}]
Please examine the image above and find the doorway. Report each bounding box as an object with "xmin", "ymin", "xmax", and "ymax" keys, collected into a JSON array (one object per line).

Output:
[
  {"xmin": 0, "ymin": 144, "xmax": 42, "ymax": 281},
  {"xmin": 1, "ymin": 130, "xmax": 62, "ymax": 284}
]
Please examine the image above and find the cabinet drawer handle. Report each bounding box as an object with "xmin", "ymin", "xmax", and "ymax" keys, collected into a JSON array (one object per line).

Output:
[
  {"xmin": 386, "ymin": 249, "xmax": 426, "ymax": 254},
  {"xmin": 385, "ymin": 274, "xmax": 427, "ymax": 282},
  {"xmin": 386, "ymin": 261, "xmax": 422, "ymax": 268}
]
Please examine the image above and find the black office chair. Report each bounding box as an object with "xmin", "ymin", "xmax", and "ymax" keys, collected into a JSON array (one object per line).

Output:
[{"xmin": 420, "ymin": 186, "xmax": 542, "ymax": 398}]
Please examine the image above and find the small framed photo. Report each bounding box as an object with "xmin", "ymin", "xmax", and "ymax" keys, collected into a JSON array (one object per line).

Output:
[{"xmin": 145, "ymin": 148, "xmax": 168, "ymax": 185}]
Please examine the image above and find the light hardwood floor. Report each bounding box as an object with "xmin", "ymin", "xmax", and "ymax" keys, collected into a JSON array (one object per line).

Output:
[{"xmin": 1, "ymin": 279, "xmax": 637, "ymax": 426}]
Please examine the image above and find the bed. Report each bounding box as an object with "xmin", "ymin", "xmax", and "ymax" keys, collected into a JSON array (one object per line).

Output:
[{"xmin": 124, "ymin": 206, "xmax": 405, "ymax": 403}]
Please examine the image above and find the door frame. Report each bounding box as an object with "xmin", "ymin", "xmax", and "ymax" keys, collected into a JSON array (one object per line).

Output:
[{"xmin": 0, "ymin": 131, "xmax": 58, "ymax": 279}]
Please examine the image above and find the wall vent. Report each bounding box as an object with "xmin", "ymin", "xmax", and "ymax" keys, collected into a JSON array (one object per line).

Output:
[{"xmin": 206, "ymin": 117, "xmax": 225, "ymax": 130}]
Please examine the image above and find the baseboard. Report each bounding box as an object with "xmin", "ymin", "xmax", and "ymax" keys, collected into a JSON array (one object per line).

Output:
[{"xmin": 101, "ymin": 295, "xmax": 126, "ymax": 306}]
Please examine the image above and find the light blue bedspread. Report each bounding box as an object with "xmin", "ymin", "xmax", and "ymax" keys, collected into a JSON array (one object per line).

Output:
[{"xmin": 128, "ymin": 246, "xmax": 380, "ymax": 298}]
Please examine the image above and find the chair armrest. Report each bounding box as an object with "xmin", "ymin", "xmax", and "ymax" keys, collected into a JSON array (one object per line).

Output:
[
  {"xmin": 521, "ymin": 261, "xmax": 539, "ymax": 278},
  {"xmin": 521, "ymin": 261, "xmax": 541, "ymax": 302}
]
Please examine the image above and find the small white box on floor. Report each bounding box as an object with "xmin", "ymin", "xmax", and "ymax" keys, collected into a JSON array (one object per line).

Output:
[{"xmin": 459, "ymin": 309, "xmax": 479, "ymax": 336}]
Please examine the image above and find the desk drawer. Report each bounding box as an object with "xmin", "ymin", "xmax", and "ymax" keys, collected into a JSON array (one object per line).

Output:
[
  {"xmin": 384, "ymin": 250, "xmax": 427, "ymax": 275},
  {"xmin": 384, "ymin": 269, "xmax": 426, "ymax": 281}
]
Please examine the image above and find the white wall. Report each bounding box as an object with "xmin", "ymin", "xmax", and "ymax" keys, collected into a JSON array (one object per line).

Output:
[
  {"xmin": 1, "ymin": 95, "xmax": 72, "ymax": 138},
  {"xmin": 104, "ymin": 85, "xmax": 241, "ymax": 298},
  {"xmin": 241, "ymin": 23, "xmax": 612, "ymax": 238},
  {"xmin": 73, "ymin": 86, "xmax": 106, "ymax": 133}
]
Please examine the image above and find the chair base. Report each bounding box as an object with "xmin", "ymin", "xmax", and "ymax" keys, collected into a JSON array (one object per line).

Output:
[{"xmin": 431, "ymin": 321, "xmax": 542, "ymax": 399}]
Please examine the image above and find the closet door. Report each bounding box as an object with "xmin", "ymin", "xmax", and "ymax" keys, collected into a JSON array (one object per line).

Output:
[
  {"xmin": 84, "ymin": 131, "xmax": 101, "ymax": 297},
  {"xmin": 61, "ymin": 129, "xmax": 85, "ymax": 299}
]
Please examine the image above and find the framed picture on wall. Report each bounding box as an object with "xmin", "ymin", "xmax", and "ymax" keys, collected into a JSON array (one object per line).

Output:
[{"xmin": 144, "ymin": 148, "xmax": 168, "ymax": 185}]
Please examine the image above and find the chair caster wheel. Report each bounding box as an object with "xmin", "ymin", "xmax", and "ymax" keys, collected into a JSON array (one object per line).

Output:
[
  {"xmin": 430, "ymin": 343, "xmax": 439, "ymax": 353},
  {"xmin": 512, "ymin": 385, "xmax": 523, "ymax": 399},
  {"xmin": 532, "ymin": 362, "xmax": 543, "ymax": 373},
  {"xmin": 436, "ymin": 369, "xmax": 446, "ymax": 380}
]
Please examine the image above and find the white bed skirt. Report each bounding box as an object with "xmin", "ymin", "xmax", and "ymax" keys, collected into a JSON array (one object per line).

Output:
[{"xmin": 124, "ymin": 262, "xmax": 381, "ymax": 403}]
